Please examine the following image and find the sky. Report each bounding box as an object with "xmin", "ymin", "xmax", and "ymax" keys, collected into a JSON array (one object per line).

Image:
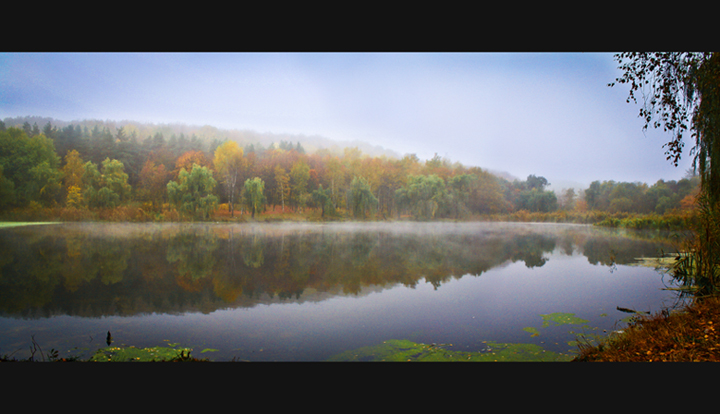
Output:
[{"xmin": 0, "ymin": 52, "xmax": 696, "ymax": 189}]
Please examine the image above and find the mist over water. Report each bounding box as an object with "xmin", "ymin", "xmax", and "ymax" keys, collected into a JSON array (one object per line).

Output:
[{"xmin": 0, "ymin": 222, "xmax": 683, "ymax": 360}]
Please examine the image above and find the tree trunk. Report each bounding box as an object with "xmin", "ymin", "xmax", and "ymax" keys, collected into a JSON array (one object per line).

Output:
[
  {"xmin": 280, "ymin": 183, "xmax": 285, "ymax": 212},
  {"xmin": 230, "ymin": 185, "xmax": 234, "ymax": 218}
]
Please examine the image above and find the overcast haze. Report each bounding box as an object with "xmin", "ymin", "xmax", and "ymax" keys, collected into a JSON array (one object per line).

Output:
[{"xmin": 0, "ymin": 52, "xmax": 695, "ymax": 189}]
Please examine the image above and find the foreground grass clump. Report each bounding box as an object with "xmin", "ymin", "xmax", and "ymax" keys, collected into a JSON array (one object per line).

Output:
[
  {"xmin": 89, "ymin": 345, "xmax": 208, "ymax": 362},
  {"xmin": 1, "ymin": 337, "xmax": 209, "ymax": 362},
  {"xmin": 573, "ymin": 296, "xmax": 720, "ymax": 362}
]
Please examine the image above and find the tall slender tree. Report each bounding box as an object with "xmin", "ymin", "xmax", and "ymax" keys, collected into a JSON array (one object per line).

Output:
[{"xmin": 213, "ymin": 141, "xmax": 244, "ymax": 217}]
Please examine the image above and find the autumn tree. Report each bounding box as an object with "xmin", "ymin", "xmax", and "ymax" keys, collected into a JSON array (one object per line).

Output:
[
  {"xmin": 214, "ymin": 141, "xmax": 245, "ymax": 217},
  {"xmin": 62, "ymin": 150, "xmax": 85, "ymax": 192},
  {"xmin": 173, "ymin": 150, "xmax": 212, "ymax": 181},
  {"xmin": 466, "ymin": 168, "xmax": 510, "ymax": 214},
  {"xmin": 138, "ymin": 160, "xmax": 169, "ymax": 210},
  {"xmin": 558, "ymin": 188, "xmax": 577, "ymax": 211},
  {"xmin": 274, "ymin": 165, "xmax": 290, "ymax": 212},
  {"xmin": 324, "ymin": 155, "xmax": 346, "ymax": 210}
]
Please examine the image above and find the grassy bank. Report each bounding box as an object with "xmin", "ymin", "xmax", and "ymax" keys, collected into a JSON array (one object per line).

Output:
[
  {"xmin": 0, "ymin": 203, "xmax": 698, "ymax": 230},
  {"xmin": 1, "ymin": 334, "xmax": 210, "ymax": 362},
  {"xmin": 573, "ymin": 295, "xmax": 720, "ymax": 362}
]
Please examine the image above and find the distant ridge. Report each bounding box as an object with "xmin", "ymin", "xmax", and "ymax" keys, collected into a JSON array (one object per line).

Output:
[{"xmin": 1, "ymin": 115, "xmax": 401, "ymax": 159}]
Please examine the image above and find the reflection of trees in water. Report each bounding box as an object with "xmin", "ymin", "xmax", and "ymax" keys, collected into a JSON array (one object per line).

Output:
[
  {"xmin": 167, "ymin": 226, "xmax": 218, "ymax": 282},
  {"xmin": 509, "ymin": 234, "xmax": 557, "ymax": 268},
  {"xmin": 0, "ymin": 229, "xmax": 63, "ymax": 314},
  {"xmin": 581, "ymin": 236, "xmax": 673, "ymax": 267},
  {"xmin": 0, "ymin": 224, "xmax": 678, "ymax": 318},
  {"xmin": 348, "ymin": 232, "xmax": 377, "ymax": 268},
  {"xmin": 242, "ymin": 235, "xmax": 265, "ymax": 269}
]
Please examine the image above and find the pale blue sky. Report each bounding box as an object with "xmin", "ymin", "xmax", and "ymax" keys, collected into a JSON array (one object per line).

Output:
[{"xmin": 0, "ymin": 52, "xmax": 695, "ymax": 188}]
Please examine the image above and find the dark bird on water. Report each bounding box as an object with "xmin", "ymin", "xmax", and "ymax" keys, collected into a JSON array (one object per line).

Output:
[{"xmin": 106, "ymin": 331, "xmax": 112, "ymax": 346}]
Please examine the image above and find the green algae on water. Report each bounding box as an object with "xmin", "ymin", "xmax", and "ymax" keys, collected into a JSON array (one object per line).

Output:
[
  {"xmin": 326, "ymin": 339, "xmax": 573, "ymax": 362},
  {"xmin": 523, "ymin": 327, "xmax": 540, "ymax": 337}
]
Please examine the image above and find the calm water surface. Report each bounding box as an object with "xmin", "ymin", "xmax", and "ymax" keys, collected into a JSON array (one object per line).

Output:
[{"xmin": 0, "ymin": 221, "xmax": 686, "ymax": 361}]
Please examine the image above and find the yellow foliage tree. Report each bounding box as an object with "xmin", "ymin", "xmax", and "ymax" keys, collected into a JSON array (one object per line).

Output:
[
  {"xmin": 62, "ymin": 150, "xmax": 85, "ymax": 203},
  {"xmin": 66, "ymin": 185, "xmax": 84, "ymax": 209},
  {"xmin": 213, "ymin": 141, "xmax": 245, "ymax": 217}
]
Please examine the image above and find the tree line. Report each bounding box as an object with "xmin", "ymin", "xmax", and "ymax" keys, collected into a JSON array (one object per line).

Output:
[{"xmin": 0, "ymin": 118, "xmax": 700, "ymax": 221}]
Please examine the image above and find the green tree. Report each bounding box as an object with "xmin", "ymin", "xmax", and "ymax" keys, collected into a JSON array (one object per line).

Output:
[
  {"xmin": 243, "ymin": 177, "xmax": 266, "ymax": 218},
  {"xmin": 100, "ymin": 158, "xmax": 132, "ymax": 204},
  {"xmin": 0, "ymin": 165, "xmax": 16, "ymax": 210},
  {"xmin": 167, "ymin": 164, "xmax": 218, "ymax": 219},
  {"xmin": 0, "ymin": 127, "xmax": 61, "ymax": 207},
  {"xmin": 525, "ymin": 174, "xmax": 549, "ymax": 191},
  {"xmin": 396, "ymin": 174, "xmax": 446, "ymax": 220},
  {"xmin": 28, "ymin": 160, "xmax": 63, "ymax": 206},
  {"xmin": 81, "ymin": 158, "xmax": 132, "ymax": 209},
  {"xmin": 516, "ymin": 188, "xmax": 558, "ymax": 213},
  {"xmin": 447, "ymin": 174, "xmax": 475, "ymax": 218},
  {"xmin": 290, "ymin": 159, "xmax": 310, "ymax": 212},
  {"xmin": 348, "ymin": 176, "xmax": 378, "ymax": 219},
  {"xmin": 608, "ymin": 182, "xmax": 645, "ymax": 213},
  {"xmin": 312, "ymin": 184, "xmax": 335, "ymax": 218}
]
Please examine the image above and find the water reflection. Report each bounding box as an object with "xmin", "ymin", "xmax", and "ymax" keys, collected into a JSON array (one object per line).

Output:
[{"xmin": 0, "ymin": 222, "xmax": 678, "ymax": 319}]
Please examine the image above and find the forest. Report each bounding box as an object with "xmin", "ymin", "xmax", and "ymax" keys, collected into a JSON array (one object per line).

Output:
[{"xmin": 0, "ymin": 116, "xmax": 700, "ymax": 227}]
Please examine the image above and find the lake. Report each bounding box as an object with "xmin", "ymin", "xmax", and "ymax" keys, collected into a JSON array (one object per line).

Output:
[{"xmin": 0, "ymin": 221, "xmax": 687, "ymax": 361}]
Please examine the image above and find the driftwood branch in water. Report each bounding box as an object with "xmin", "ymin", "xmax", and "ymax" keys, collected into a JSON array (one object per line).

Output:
[{"xmin": 616, "ymin": 306, "xmax": 650, "ymax": 315}]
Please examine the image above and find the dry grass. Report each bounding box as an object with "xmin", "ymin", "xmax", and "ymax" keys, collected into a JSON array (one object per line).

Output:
[{"xmin": 574, "ymin": 296, "xmax": 720, "ymax": 362}]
